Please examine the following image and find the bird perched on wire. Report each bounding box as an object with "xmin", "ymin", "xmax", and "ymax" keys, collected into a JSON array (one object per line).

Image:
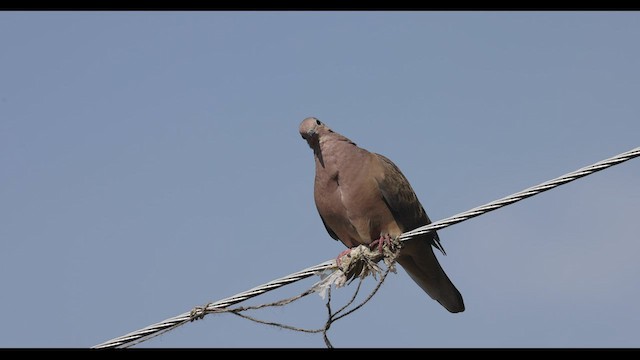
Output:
[{"xmin": 299, "ymin": 117, "xmax": 464, "ymax": 313}]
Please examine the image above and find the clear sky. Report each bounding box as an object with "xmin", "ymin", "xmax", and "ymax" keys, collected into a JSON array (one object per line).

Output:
[{"xmin": 1, "ymin": 11, "xmax": 639, "ymax": 348}]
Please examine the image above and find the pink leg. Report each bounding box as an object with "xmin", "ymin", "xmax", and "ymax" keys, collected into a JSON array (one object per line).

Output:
[
  {"xmin": 336, "ymin": 248, "xmax": 353, "ymax": 267},
  {"xmin": 369, "ymin": 234, "xmax": 393, "ymax": 253}
]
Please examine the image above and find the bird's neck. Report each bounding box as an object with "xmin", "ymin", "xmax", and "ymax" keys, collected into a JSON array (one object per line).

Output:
[{"xmin": 315, "ymin": 135, "xmax": 364, "ymax": 174}]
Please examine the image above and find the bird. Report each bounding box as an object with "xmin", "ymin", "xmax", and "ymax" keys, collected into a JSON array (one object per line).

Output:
[{"xmin": 299, "ymin": 117, "xmax": 464, "ymax": 313}]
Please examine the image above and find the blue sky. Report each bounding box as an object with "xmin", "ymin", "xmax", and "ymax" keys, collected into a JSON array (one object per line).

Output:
[{"xmin": 1, "ymin": 11, "xmax": 639, "ymax": 348}]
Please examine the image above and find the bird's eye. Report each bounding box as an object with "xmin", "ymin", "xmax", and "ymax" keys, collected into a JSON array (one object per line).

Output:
[{"xmin": 315, "ymin": 119, "xmax": 322, "ymax": 125}]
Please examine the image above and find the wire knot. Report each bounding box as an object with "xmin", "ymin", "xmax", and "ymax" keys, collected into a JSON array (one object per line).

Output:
[{"xmin": 189, "ymin": 302, "xmax": 212, "ymax": 321}]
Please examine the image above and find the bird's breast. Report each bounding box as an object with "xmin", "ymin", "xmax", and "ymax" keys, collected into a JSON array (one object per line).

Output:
[{"xmin": 313, "ymin": 150, "xmax": 398, "ymax": 246}]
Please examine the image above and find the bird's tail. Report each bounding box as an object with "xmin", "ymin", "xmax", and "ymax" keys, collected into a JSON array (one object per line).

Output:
[{"xmin": 396, "ymin": 235, "xmax": 465, "ymax": 313}]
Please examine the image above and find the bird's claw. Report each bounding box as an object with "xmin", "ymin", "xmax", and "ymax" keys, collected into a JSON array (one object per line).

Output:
[
  {"xmin": 336, "ymin": 248, "xmax": 353, "ymax": 268},
  {"xmin": 369, "ymin": 234, "xmax": 393, "ymax": 253}
]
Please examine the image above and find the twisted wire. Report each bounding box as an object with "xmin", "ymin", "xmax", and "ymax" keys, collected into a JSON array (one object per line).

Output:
[
  {"xmin": 92, "ymin": 260, "xmax": 335, "ymax": 348},
  {"xmin": 92, "ymin": 146, "xmax": 639, "ymax": 349},
  {"xmin": 399, "ymin": 147, "xmax": 640, "ymax": 241}
]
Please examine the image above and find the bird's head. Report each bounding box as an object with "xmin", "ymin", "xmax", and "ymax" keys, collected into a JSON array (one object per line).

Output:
[{"xmin": 299, "ymin": 117, "xmax": 329, "ymax": 147}]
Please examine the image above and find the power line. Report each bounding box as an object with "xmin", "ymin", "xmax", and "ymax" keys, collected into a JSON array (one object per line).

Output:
[
  {"xmin": 400, "ymin": 147, "xmax": 640, "ymax": 241},
  {"xmin": 92, "ymin": 146, "xmax": 640, "ymax": 349}
]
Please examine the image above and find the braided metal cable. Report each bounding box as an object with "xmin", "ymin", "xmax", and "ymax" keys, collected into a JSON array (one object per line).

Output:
[
  {"xmin": 400, "ymin": 147, "xmax": 640, "ymax": 241},
  {"xmin": 92, "ymin": 260, "xmax": 335, "ymax": 348},
  {"xmin": 92, "ymin": 146, "xmax": 639, "ymax": 349}
]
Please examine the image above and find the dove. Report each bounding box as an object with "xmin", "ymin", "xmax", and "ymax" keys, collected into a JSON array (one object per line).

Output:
[{"xmin": 299, "ymin": 117, "xmax": 464, "ymax": 313}]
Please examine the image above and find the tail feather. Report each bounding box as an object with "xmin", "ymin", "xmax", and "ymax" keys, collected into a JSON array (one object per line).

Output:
[{"xmin": 397, "ymin": 236, "xmax": 465, "ymax": 313}]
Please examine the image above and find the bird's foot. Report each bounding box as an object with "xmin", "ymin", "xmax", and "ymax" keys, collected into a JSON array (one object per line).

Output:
[
  {"xmin": 369, "ymin": 234, "xmax": 393, "ymax": 253},
  {"xmin": 336, "ymin": 248, "xmax": 353, "ymax": 268}
]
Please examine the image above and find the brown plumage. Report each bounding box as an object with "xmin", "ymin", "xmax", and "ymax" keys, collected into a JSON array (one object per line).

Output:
[{"xmin": 299, "ymin": 117, "xmax": 464, "ymax": 313}]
